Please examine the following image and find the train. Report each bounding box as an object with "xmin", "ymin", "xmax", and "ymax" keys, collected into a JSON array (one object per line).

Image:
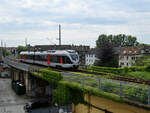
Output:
[{"xmin": 19, "ymin": 50, "xmax": 79, "ymax": 69}]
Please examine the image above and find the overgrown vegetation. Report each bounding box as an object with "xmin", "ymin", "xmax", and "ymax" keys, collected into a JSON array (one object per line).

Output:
[
  {"xmin": 2, "ymin": 48, "xmax": 9, "ymax": 57},
  {"xmin": 126, "ymin": 71, "xmax": 150, "ymax": 80},
  {"xmin": 81, "ymin": 65, "xmax": 150, "ymax": 80},
  {"xmin": 32, "ymin": 68, "xmax": 149, "ymax": 107},
  {"xmin": 33, "ymin": 68, "xmax": 63, "ymax": 85},
  {"xmin": 135, "ymin": 55, "xmax": 150, "ymax": 66}
]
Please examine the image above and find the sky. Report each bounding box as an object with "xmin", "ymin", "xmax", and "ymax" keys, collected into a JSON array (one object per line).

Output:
[{"xmin": 0, "ymin": 0, "xmax": 150, "ymax": 48}]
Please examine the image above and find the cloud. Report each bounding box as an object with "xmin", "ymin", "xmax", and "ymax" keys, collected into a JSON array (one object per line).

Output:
[{"xmin": 0, "ymin": 0, "xmax": 150, "ymax": 47}]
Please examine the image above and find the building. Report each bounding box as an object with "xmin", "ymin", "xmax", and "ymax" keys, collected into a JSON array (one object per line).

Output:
[
  {"xmin": 85, "ymin": 48, "xmax": 98, "ymax": 66},
  {"xmin": 0, "ymin": 63, "xmax": 10, "ymax": 78},
  {"xmin": 6, "ymin": 47, "xmax": 17, "ymax": 56},
  {"xmin": 34, "ymin": 45, "xmax": 90, "ymax": 65},
  {"xmin": 119, "ymin": 47, "xmax": 141, "ymax": 67},
  {"xmin": 0, "ymin": 47, "xmax": 3, "ymax": 62}
]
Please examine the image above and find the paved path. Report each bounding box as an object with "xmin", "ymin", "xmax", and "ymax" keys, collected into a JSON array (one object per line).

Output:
[{"xmin": 0, "ymin": 78, "xmax": 30, "ymax": 113}]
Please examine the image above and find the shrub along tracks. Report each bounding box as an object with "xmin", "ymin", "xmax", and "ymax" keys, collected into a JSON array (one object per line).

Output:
[{"xmin": 54, "ymin": 68, "xmax": 150, "ymax": 85}]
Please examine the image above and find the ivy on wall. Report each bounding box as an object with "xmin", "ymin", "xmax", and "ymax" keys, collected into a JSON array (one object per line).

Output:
[{"xmin": 52, "ymin": 81, "xmax": 124, "ymax": 106}]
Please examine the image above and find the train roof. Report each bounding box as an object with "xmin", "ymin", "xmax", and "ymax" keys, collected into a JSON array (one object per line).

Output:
[{"xmin": 20, "ymin": 50, "xmax": 78, "ymax": 55}]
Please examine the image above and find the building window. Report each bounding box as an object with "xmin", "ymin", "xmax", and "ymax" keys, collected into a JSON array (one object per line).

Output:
[
  {"xmin": 120, "ymin": 62, "xmax": 124, "ymax": 66},
  {"xmin": 127, "ymin": 56, "xmax": 128, "ymax": 60},
  {"xmin": 123, "ymin": 51, "xmax": 126, "ymax": 54},
  {"xmin": 132, "ymin": 57, "xmax": 135, "ymax": 60}
]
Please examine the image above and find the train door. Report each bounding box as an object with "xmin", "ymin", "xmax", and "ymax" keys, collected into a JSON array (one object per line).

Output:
[
  {"xmin": 47, "ymin": 54, "xmax": 51, "ymax": 65},
  {"xmin": 60, "ymin": 56, "xmax": 63, "ymax": 64},
  {"xmin": 24, "ymin": 54, "xmax": 26, "ymax": 62}
]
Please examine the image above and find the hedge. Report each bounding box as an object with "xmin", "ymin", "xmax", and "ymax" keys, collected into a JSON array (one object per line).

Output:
[
  {"xmin": 83, "ymin": 66, "xmax": 146, "ymax": 74},
  {"xmin": 52, "ymin": 81, "xmax": 124, "ymax": 106},
  {"xmin": 32, "ymin": 68, "xmax": 63, "ymax": 85}
]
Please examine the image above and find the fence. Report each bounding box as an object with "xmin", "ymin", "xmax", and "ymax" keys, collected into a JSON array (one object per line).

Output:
[{"xmin": 62, "ymin": 72, "xmax": 150, "ymax": 106}]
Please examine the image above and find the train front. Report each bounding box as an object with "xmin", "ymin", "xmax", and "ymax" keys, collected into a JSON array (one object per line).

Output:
[{"xmin": 69, "ymin": 51, "xmax": 79, "ymax": 69}]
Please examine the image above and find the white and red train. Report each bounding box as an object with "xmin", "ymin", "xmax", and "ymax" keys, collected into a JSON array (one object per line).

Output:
[{"xmin": 20, "ymin": 50, "xmax": 79, "ymax": 69}]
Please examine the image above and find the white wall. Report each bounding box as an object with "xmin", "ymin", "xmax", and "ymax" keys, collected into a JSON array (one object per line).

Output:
[{"xmin": 85, "ymin": 54, "xmax": 97, "ymax": 66}]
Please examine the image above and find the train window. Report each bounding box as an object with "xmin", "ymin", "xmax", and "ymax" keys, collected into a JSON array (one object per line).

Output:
[
  {"xmin": 57, "ymin": 56, "xmax": 60, "ymax": 63},
  {"xmin": 26, "ymin": 55, "xmax": 29, "ymax": 59},
  {"xmin": 35, "ymin": 55, "xmax": 39, "ymax": 60},
  {"xmin": 49, "ymin": 55, "xmax": 60, "ymax": 63},
  {"xmin": 66, "ymin": 57, "xmax": 72, "ymax": 64},
  {"xmin": 50, "ymin": 55, "xmax": 56, "ymax": 63},
  {"xmin": 29, "ymin": 55, "xmax": 33, "ymax": 60},
  {"xmin": 70, "ymin": 54, "xmax": 78, "ymax": 61},
  {"xmin": 62, "ymin": 56, "xmax": 72, "ymax": 64},
  {"xmin": 41, "ymin": 55, "xmax": 47, "ymax": 61},
  {"xmin": 20, "ymin": 55, "xmax": 24, "ymax": 59}
]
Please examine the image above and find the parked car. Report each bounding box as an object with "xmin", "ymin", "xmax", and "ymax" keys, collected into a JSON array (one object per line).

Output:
[{"xmin": 24, "ymin": 98, "xmax": 50, "ymax": 112}]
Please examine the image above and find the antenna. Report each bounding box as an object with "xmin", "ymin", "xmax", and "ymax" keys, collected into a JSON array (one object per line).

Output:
[
  {"xmin": 59, "ymin": 24, "xmax": 61, "ymax": 46},
  {"xmin": 25, "ymin": 38, "xmax": 27, "ymax": 46}
]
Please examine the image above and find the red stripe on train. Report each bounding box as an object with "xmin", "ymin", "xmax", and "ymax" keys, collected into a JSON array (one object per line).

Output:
[
  {"xmin": 60, "ymin": 56, "xmax": 63, "ymax": 64},
  {"xmin": 47, "ymin": 54, "xmax": 51, "ymax": 65}
]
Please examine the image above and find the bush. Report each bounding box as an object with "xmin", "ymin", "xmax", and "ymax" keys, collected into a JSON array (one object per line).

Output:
[
  {"xmin": 123, "ymin": 86, "xmax": 148, "ymax": 104},
  {"xmin": 145, "ymin": 65, "xmax": 150, "ymax": 72},
  {"xmin": 123, "ymin": 67, "xmax": 129, "ymax": 73},
  {"xmin": 53, "ymin": 81, "xmax": 84, "ymax": 105},
  {"xmin": 33, "ymin": 68, "xmax": 63, "ymax": 85},
  {"xmin": 85, "ymin": 66, "xmax": 146, "ymax": 75},
  {"xmin": 53, "ymin": 83, "xmax": 72, "ymax": 105},
  {"xmin": 127, "ymin": 66, "xmax": 145, "ymax": 72},
  {"xmin": 87, "ymin": 66, "xmax": 123, "ymax": 74}
]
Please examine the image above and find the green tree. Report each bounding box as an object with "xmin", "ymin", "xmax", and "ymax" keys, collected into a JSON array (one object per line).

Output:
[
  {"xmin": 2, "ymin": 48, "xmax": 9, "ymax": 57},
  {"xmin": 135, "ymin": 55, "xmax": 150, "ymax": 66},
  {"xmin": 96, "ymin": 34, "xmax": 139, "ymax": 47},
  {"xmin": 95, "ymin": 37, "xmax": 118, "ymax": 67},
  {"xmin": 17, "ymin": 46, "xmax": 27, "ymax": 54}
]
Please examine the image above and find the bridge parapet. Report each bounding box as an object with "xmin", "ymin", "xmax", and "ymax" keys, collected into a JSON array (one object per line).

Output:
[{"xmin": 3, "ymin": 57, "xmax": 29, "ymax": 71}]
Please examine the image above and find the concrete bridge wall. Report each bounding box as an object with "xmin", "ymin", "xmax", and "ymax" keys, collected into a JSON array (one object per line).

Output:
[{"xmin": 72, "ymin": 94, "xmax": 150, "ymax": 113}]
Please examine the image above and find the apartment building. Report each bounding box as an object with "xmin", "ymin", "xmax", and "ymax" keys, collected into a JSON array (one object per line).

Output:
[{"xmin": 119, "ymin": 47, "xmax": 141, "ymax": 67}]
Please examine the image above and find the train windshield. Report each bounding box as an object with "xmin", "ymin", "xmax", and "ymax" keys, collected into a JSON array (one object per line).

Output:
[{"xmin": 70, "ymin": 54, "xmax": 78, "ymax": 61}]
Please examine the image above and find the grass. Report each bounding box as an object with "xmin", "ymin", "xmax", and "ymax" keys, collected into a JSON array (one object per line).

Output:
[
  {"xmin": 80, "ymin": 67, "xmax": 150, "ymax": 81},
  {"xmin": 71, "ymin": 72, "xmax": 114, "ymax": 79},
  {"xmin": 127, "ymin": 71, "xmax": 150, "ymax": 80}
]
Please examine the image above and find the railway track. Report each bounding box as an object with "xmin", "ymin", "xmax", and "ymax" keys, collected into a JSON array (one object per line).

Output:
[
  {"xmin": 6, "ymin": 57, "xmax": 150, "ymax": 85},
  {"xmin": 53, "ymin": 68, "xmax": 150, "ymax": 85}
]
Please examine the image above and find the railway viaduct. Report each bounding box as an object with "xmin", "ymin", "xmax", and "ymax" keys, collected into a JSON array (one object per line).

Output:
[
  {"xmin": 3, "ymin": 57, "xmax": 50, "ymax": 97},
  {"xmin": 3, "ymin": 57, "xmax": 150, "ymax": 113}
]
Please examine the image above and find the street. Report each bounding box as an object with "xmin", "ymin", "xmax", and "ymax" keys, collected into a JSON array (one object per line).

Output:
[{"xmin": 0, "ymin": 78, "xmax": 30, "ymax": 113}]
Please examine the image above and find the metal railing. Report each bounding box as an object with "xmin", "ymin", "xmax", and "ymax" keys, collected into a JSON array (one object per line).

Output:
[{"xmin": 62, "ymin": 72, "xmax": 150, "ymax": 106}]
